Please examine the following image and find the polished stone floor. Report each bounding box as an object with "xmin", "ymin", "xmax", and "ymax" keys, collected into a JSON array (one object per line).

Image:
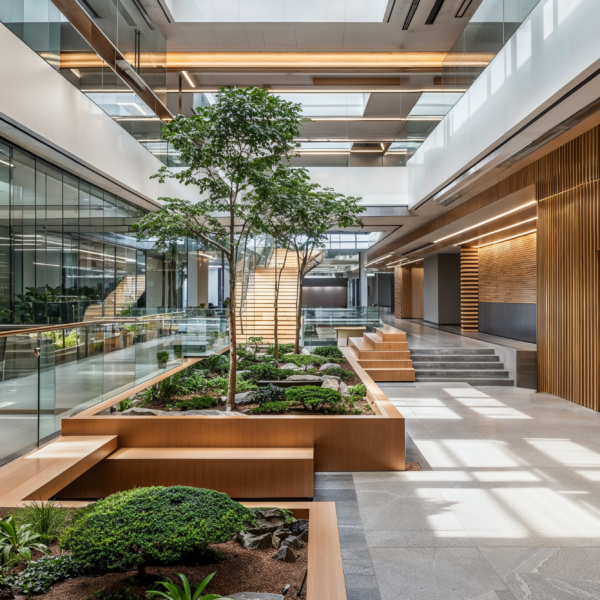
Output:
[{"xmin": 344, "ymin": 382, "xmax": 600, "ymax": 599}]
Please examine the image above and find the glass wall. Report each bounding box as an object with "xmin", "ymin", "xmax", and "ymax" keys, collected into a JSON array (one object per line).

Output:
[{"xmin": 0, "ymin": 135, "xmax": 224, "ymax": 326}]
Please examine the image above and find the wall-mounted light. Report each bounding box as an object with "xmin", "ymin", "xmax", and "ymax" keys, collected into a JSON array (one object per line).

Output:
[{"xmin": 434, "ymin": 200, "xmax": 536, "ymax": 243}]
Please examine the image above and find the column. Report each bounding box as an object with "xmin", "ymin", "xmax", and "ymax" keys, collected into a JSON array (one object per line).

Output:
[{"xmin": 359, "ymin": 251, "xmax": 368, "ymax": 307}]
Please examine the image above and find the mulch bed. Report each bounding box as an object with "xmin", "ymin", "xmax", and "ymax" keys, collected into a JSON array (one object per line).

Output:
[{"xmin": 32, "ymin": 541, "xmax": 307, "ymax": 600}]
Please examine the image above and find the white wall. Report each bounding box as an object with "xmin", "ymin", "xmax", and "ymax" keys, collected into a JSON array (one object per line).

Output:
[
  {"xmin": 306, "ymin": 167, "xmax": 408, "ymax": 205},
  {"xmin": 408, "ymin": 0, "xmax": 600, "ymax": 207},
  {"xmin": 0, "ymin": 23, "xmax": 198, "ymax": 209}
]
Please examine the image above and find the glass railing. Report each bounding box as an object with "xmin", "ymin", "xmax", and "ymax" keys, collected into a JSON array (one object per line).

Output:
[
  {"xmin": 302, "ymin": 307, "xmax": 382, "ymax": 347},
  {"xmin": 0, "ymin": 315, "xmax": 229, "ymax": 466}
]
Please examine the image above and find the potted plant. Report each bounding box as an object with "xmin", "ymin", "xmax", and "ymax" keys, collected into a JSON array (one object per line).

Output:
[{"xmin": 157, "ymin": 351, "xmax": 170, "ymax": 368}]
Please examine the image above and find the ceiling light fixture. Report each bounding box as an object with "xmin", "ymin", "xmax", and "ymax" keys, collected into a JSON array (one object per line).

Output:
[
  {"xmin": 386, "ymin": 259, "xmax": 406, "ymax": 266},
  {"xmin": 365, "ymin": 253, "xmax": 393, "ymax": 267},
  {"xmin": 309, "ymin": 117, "xmax": 442, "ymax": 122},
  {"xmin": 433, "ymin": 200, "xmax": 536, "ymax": 243},
  {"xmin": 455, "ymin": 0, "xmax": 473, "ymax": 17},
  {"xmin": 403, "ymin": 258, "xmax": 424, "ymax": 266},
  {"xmin": 0, "ymin": 159, "xmax": 14, "ymax": 167},
  {"xmin": 165, "ymin": 88, "xmax": 468, "ymax": 94},
  {"xmin": 475, "ymin": 229, "xmax": 537, "ymax": 249},
  {"xmin": 181, "ymin": 71, "xmax": 195, "ymax": 88},
  {"xmin": 454, "ymin": 217, "xmax": 538, "ymax": 246}
]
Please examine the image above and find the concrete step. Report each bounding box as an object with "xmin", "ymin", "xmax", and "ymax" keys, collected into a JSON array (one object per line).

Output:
[
  {"xmin": 414, "ymin": 369, "xmax": 510, "ymax": 378},
  {"xmin": 415, "ymin": 377, "xmax": 515, "ymax": 386},
  {"xmin": 410, "ymin": 348, "xmax": 495, "ymax": 355},
  {"xmin": 409, "ymin": 354, "xmax": 500, "ymax": 362},
  {"xmin": 412, "ymin": 362, "xmax": 505, "ymax": 370}
]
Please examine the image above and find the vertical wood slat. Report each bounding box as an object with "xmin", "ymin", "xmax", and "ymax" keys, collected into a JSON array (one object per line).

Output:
[
  {"xmin": 394, "ymin": 265, "xmax": 413, "ymax": 318},
  {"xmin": 460, "ymin": 246, "xmax": 479, "ymax": 331}
]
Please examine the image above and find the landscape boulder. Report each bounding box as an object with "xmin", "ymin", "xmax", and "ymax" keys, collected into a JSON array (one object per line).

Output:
[
  {"xmin": 322, "ymin": 378, "xmax": 340, "ymax": 392},
  {"xmin": 272, "ymin": 545, "xmax": 296, "ymax": 562},
  {"xmin": 286, "ymin": 374, "xmax": 323, "ymax": 382},
  {"xmin": 229, "ymin": 594, "xmax": 284, "ymax": 600},
  {"xmin": 340, "ymin": 381, "xmax": 350, "ymax": 396},
  {"xmin": 280, "ymin": 363, "xmax": 301, "ymax": 371},
  {"xmin": 234, "ymin": 391, "xmax": 256, "ymax": 406},
  {"xmin": 119, "ymin": 407, "xmax": 164, "ymax": 416},
  {"xmin": 321, "ymin": 374, "xmax": 341, "ymax": 382},
  {"xmin": 282, "ymin": 535, "xmax": 303, "ymax": 550},
  {"xmin": 236, "ymin": 531, "xmax": 273, "ymax": 550},
  {"xmin": 319, "ymin": 362, "xmax": 340, "ymax": 371},
  {"xmin": 289, "ymin": 519, "xmax": 309, "ymax": 542}
]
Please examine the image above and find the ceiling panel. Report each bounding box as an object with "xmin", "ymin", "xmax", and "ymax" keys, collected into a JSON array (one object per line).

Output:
[
  {"xmin": 245, "ymin": 26, "xmax": 266, "ymax": 49},
  {"xmin": 363, "ymin": 92, "xmax": 421, "ymax": 118},
  {"xmin": 262, "ymin": 26, "xmax": 298, "ymax": 49},
  {"xmin": 294, "ymin": 25, "xmax": 346, "ymax": 50},
  {"xmin": 212, "ymin": 26, "xmax": 251, "ymax": 49}
]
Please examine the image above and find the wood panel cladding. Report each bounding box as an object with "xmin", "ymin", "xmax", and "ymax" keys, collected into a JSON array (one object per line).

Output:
[
  {"xmin": 538, "ymin": 180, "xmax": 600, "ymax": 411},
  {"xmin": 460, "ymin": 247, "xmax": 479, "ymax": 331},
  {"xmin": 478, "ymin": 233, "xmax": 537, "ymax": 304},
  {"xmin": 394, "ymin": 265, "xmax": 422, "ymax": 318}
]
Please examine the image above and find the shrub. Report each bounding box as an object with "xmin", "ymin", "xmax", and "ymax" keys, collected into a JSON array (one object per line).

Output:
[
  {"xmin": 284, "ymin": 386, "xmax": 343, "ymax": 412},
  {"xmin": 60, "ymin": 487, "xmax": 256, "ymax": 577},
  {"xmin": 311, "ymin": 345, "xmax": 344, "ymax": 361},
  {"xmin": 252, "ymin": 384, "xmax": 287, "ymax": 405},
  {"xmin": 240, "ymin": 364, "xmax": 285, "ymax": 382},
  {"xmin": 1, "ymin": 554, "xmax": 83, "ymax": 595},
  {"xmin": 147, "ymin": 572, "xmax": 231, "ymax": 600},
  {"xmin": 156, "ymin": 351, "xmax": 170, "ymax": 363},
  {"xmin": 177, "ymin": 396, "xmax": 217, "ymax": 411},
  {"xmin": 86, "ymin": 588, "xmax": 141, "ymax": 600},
  {"xmin": 284, "ymin": 354, "xmax": 327, "ymax": 370},
  {"xmin": 266, "ymin": 343, "xmax": 295, "ymax": 356},
  {"xmin": 12, "ymin": 501, "xmax": 69, "ymax": 545},
  {"xmin": 203, "ymin": 353, "xmax": 229, "ymax": 374},
  {"xmin": 321, "ymin": 366, "xmax": 354, "ymax": 381},
  {"xmin": 349, "ymin": 383, "xmax": 367, "ymax": 397},
  {"xmin": 0, "ymin": 516, "xmax": 47, "ymax": 564},
  {"xmin": 235, "ymin": 377, "xmax": 258, "ymax": 393},
  {"xmin": 251, "ymin": 401, "xmax": 291, "ymax": 414}
]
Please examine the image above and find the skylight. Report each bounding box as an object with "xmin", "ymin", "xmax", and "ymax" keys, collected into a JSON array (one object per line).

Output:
[
  {"xmin": 408, "ymin": 93, "xmax": 463, "ymax": 117},
  {"xmin": 169, "ymin": 0, "xmax": 388, "ymax": 23},
  {"xmin": 276, "ymin": 93, "xmax": 370, "ymax": 117}
]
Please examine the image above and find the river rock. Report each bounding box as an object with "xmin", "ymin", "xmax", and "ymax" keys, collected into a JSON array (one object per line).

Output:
[
  {"xmin": 340, "ymin": 381, "xmax": 350, "ymax": 396},
  {"xmin": 164, "ymin": 410, "xmax": 225, "ymax": 416},
  {"xmin": 321, "ymin": 374, "xmax": 341, "ymax": 382},
  {"xmin": 286, "ymin": 374, "xmax": 322, "ymax": 382},
  {"xmin": 322, "ymin": 378, "xmax": 340, "ymax": 392},
  {"xmin": 319, "ymin": 362, "xmax": 340, "ymax": 371},
  {"xmin": 301, "ymin": 347, "xmax": 311, "ymax": 355},
  {"xmin": 280, "ymin": 363, "xmax": 301, "ymax": 371},
  {"xmin": 119, "ymin": 407, "xmax": 164, "ymax": 416},
  {"xmin": 272, "ymin": 545, "xmax": 296, "ymax": 562},
  {"xmin": 229, "ymin": 594, "xmax": 284, "ymax": 600},
  {"xmin": 236, "ymin": 531, "xmax": 273, "ymax": 550},
  {"xmin": 289, "ymin": 519, "xmax": 309, "ymax": 541}
]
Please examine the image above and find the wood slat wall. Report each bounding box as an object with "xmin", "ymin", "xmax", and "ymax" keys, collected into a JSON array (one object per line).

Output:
[
  {"xmin": 460, "ymin": 247, "xmax": 479, "ymax": 331},
  {"xmin": 479, "ymin": 233, "xmax": 537, "ymax": 304},
  {"xmin": 394, "ymin": 265, "xmax": 416, "ymax": 318}
]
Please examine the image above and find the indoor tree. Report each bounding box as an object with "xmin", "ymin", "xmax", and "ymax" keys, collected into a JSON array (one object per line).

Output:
[{"xmin": 133, "ymin": 87, "xmax": 303, "ymax": 409}]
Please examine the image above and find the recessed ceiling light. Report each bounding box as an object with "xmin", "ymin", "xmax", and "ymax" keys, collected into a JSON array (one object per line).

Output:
[
  {"xmin": 182, "ymin": 71, "xmax": 195, "ymax": 88},
  {"xmin": 475, "ymin": 229, "xmax": 537, "ymax": 248},
  {"xmin": 454, "ymin": 217, "xmax": 537, "ymax": 246}
]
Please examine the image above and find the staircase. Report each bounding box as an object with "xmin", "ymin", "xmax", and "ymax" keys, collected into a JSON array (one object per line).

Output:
[
  {"xmin": 348, "ymin": 325, "xmax": 415, "ymax": 381},
  {"xmin": 236, "ymin": 249, "xmax": 299, "ymax": 343},
  {"xmin": 83, "ymin": 275, "xmax": 144, "ymax": 321},
  {"xmin": 411, "ymin": 348, "xmax": 514, "ymax": 385}
]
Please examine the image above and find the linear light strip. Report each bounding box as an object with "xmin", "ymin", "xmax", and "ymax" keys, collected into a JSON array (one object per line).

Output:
[
  {"xmin": 386, "ymin": 259, "xmax": 407, "ymax": 266},
  {"xmin": 365, "ymin": 253, "xmax": 393, "ymax": 267},
  {"xmin": 454, "ymin": 217, "xmax": 538, "ymax": 246},
  {"xmin": 163, "ymin": 88, "xmax": 468, "ymax": 94},
  {"xmin": 433, "ymin": 200, "xmax": 536, "ymax": 243},
  {"xmin": 475, "ymin": 229, "xmax": 537, "ymax": 249},
  {"xmin": 309, "ymin": 117, "xmax": 443, "ymax": 122},
  {"xmin": 402, "ymin": 258, "xmax": 424, "ymax": 266},
  {"xmin": 181, "ymin": 71, "xmax": 195, "ymax": 88}
]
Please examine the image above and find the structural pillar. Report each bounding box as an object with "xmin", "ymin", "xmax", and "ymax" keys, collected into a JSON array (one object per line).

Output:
[
  {"xmin": 460, "ymin": 246, "xmax": 479, "ymax": 331},
  {"xmin": 359, "ymin": 252, "xmax": 368, "ymax": 307}
]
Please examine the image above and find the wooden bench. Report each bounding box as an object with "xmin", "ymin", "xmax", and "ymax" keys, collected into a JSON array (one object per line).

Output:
[
  {"xmin": 57, "ymin": 447, "xmax": 314, "ymax": 500},
  {"xmin": 0, "ymin": 436, "xmax": 118, "ymax": 508}
]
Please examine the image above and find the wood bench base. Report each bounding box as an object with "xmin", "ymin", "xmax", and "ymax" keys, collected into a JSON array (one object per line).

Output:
[{"xmin": 57, "ymin": 447, "xmax": 314, "ymax": 500}]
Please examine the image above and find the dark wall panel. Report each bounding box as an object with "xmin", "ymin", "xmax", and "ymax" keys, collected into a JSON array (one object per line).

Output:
[
  {"xmin": 303, "ymin": 287, "xmax": 347, "ymax": 308},
  {"xmin": 479, "ymin": 302, "xmax": 536, "ymax": 343}
]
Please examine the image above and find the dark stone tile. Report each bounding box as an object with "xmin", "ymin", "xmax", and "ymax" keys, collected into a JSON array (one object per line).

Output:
[
  {"xmin": 343, "ymin": 559, "xmax": 376, "ymax": 577},
  {"xmin": 344, "ymin": 575, "xmax": 380, "ymax": 589},
  {"xmin": 314, "ymin": 488, "xmax": 358, "ymax": 502},
  {"xmin": 338, "ymin": 526, "xmax": 369, "ymax": 549},
  {"xmin": 314, "ymin": 473, "xmax": 355, "ymax": 489},
  {"xmin": 342, "ymin": 547, "xmax": 373, "ymax": 561},
  {"xmin": 346, "ymin": 588, "xmax": 381, "ymax": 600}
]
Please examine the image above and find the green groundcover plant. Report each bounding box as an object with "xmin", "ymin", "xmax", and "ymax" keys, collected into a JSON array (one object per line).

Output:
[
  {"xmin": 251, "ymin": 401, "xmax": 291, "ymax": 414},
  {"xmin": 60, "ymin": 487, "xmax": 256, "ymax": 578},
  {"xmin": 1, "ymin": 554, "xmax": 83, "ymax": 596},
  {"xmin": 349, "ymin": 383, "xmax": 367, "ymax": 397},
  {"xmin": 251, "ymin": 384, "xmax": 287, "ymax": 405},
  {"xmin": 12, "ymin": 501, "xmax": 69, "ymax": 545},
  {"xmin": 310, "ymin": 345, "xmax": 344, "ymax": 361},
  {"xmin": 0, "ymin": 516, "xmax": 47, "ymax": 565},
  {"xmin": 321, "ymin": 366, "xmax": 354, "ymax": 381},
  {"xmin": 147, "ymin": 572, "xmax": 233, "ymax": 600},
  {"xmin": 283, "ymin": 354, "xmax": 327, "ymax": 370},
  {"xmin": 284, "ymin": 386, "xmax": 343, "ymax": 412},
  {"xmin": 266, "ymin": 343, "xmax": 295, "ymax": 356},
  {"xmin": 177, "ymin": 396, "xmax": 218, "ymax": 411}
]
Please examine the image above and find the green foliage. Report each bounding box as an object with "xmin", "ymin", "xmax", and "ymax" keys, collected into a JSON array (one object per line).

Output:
[
  {"xmin": 60, "ymin": 487, "xmax": 256, "ymax": 574},
  {"xmin": 247, "ymin": 336, "xmax": 263, "ymax": 354},
  {"xmin": 117, "ymin": 398, "xmax": 134, "ymax": 412},
  {"xmin": 147, "ymin": 572, "xmax": 232, "ymax": 600},
  {"xmin": 0, "ymin": 517, "xmax": 47, "ymax": 565},
  {"xmin": 252, "ymin": 384, "xmax": 287, "ymax": 405},
  {"xmin": 279, "ymin": 368, "xmax": 299, "ymax": 378},
  {"xmin": 179, "ymin": 370, "xmax": 214, "ymax": 395},
  {"xmin": 266, "ymin": 343, "xmax": 295, "ymax": 356},
  {"xmin": 234, "ymin": 377, "xmax": 258, "ymax": 393},
  {"xmin": 284, "ymin": 386, "xmax": 343, "ymax": 412},
  {"xmin": 349, "ymin": 383, "xmax": 367, "ymax": 397},
  {"xmin": 251, "ymin": 401, "xmax": 290, "ymax": 414},
  {"xmin": 177, "ymin": 396, "xmax": 218, "ymax": 411},
  {"xmin": 311, "ymin": 345, "xmax": 344, "ymax": 361},
  {"xmin": 203, "ymin": 353, "xmax": 229, "ymax": 374},
  {"xmin": 240, "ymin": 363, "xmax": 286, "ymax": 382},
  {"xmin": 86, "ymin": 588, "xmax": 141, "ymax": 600},
  {"xmin": 1, "ymin": 554, "xmax": 83, "ymax": 595},
  {"xmin": 321, "ymin": 366, "xmax": 354, "ymax": 381},
  {"xmin": 284, "ymin": 354, "xmax": 327, "ymax": 369},
  {"xmin": 49, "ymin": 330, "xmax": 80, "ymax": 351},
  {"xmin": 11, "ymin": 501, "xmax": 69, "ymax": 546},
  {"xmin": 156, "ymin": 351, "xmax": 170, "ymax": 364}
]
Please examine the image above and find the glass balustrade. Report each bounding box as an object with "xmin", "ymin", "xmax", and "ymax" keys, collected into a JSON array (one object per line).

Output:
[
  {"xmin": 302, "ymin": 307, "xmax": 382, "ymax": 347},
  {"xmin": 0, "ymin": 315, "xmax": 229, "ymax": 466}
]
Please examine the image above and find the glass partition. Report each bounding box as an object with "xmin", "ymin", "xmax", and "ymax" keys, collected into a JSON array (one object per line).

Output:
[{"xmin": 302, "ymin": 307, "xmax": 382, "ymax": 348}]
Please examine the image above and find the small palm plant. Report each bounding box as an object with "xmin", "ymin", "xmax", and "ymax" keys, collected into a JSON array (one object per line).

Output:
[
  {"xmin": 0, "ymin": 517, "xmax": 47, "ymax": 563},
  {"xmin": 146, "ymin": 572, "xmax": 233, "ymax": 600}
]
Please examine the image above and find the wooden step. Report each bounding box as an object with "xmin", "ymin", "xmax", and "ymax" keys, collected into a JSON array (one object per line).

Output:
[
  {"xmin": 363, "ymin": 333, "xmax": 409, "ymax": 350},
  {"xmin": 375, "ymin": 325, "xmax": 407, "ymax": 342},
  {"xmin": 349, "ymin": 338, "xmax": 410, "ymax": 356},
  {"xmin": 358, "ymin": 359, "xmax": 413, "ymax": 369},
  {"xmin": 57, "ymin": 447, "xmax": 314, "ymax": 500},
  {"xmin": 364, "ymin": 368, "xmax": 416, "ymax": 382}
]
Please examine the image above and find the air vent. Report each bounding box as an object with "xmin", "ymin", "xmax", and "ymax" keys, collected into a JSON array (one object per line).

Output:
[
  {"xmin": 404, "ymin": 242, "xmax": 434, "ymax": 254},
  {"xmin": 425, "ymin": 0, "xmax": 445, "ymax": 24},
  {"xmin": 403, "ymin": 0, "xmax": 421, "ymax": 30}
]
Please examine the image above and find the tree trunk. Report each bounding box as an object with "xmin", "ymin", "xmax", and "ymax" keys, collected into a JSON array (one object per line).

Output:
[
  {"xmin": 294, "ymin": 262, "xmax": 305, "ymax": 354},
  {"xmin": 273, "ymin": 246, "xmax": 288, "ymax": 362},
  {"xmin": 226, "ymin": 257, "xmax": 237, "ymax": 409}
]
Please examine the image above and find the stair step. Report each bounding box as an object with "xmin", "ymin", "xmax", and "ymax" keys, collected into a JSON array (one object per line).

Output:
[
  {"xmin": 414, "ymin": 369, "xmax": 510, "ymax": 378},
  {"xmin": 358, "ymin": 360, "xmax": 413, "ymax": 368},
  {"xmin": 362, "ymin": 333, "xmax": 409, "ymax": 350},
  {"xmin": 412, "ymin": 362, "xmax": 505, "ymax": 370},
  {"xmin": 415, "ymin": 377, "xmax": 515, "ymax": 386},
  {"xmin": 408, "ymin": 355, "xmax": 499, "ymax": 362},
  {"xmin": 365, "ymin": 368, "xmax": 415, "ymax": 382},
  {"xmin": 410, "ymin": 348, "xmax": 495, "ymax": 355}
]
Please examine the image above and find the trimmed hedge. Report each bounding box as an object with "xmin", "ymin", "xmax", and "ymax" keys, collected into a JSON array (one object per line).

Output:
[
  {"xmin": 251, "ymin": 401, "xmax": 291, "ymax": 414},
  {"xmin": 311, "ymin": 345, "xmax": 345, "ymax": 361},
  {"xmin": 321, "ymin": 366, "xmax": 354, "ymax": 381},
  {"xmin": 176, "ymin": 395, "xmax": 217, "ymax": 411},
  {"xmin": 285, "ymin": 386, "xmax": 343, "ymax": 411}
]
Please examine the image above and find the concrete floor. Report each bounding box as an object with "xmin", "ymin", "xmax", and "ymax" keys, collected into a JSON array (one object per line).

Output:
[{"xmin": 325, "ymin": 315, "xmax": 600, "ymax": 599}]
